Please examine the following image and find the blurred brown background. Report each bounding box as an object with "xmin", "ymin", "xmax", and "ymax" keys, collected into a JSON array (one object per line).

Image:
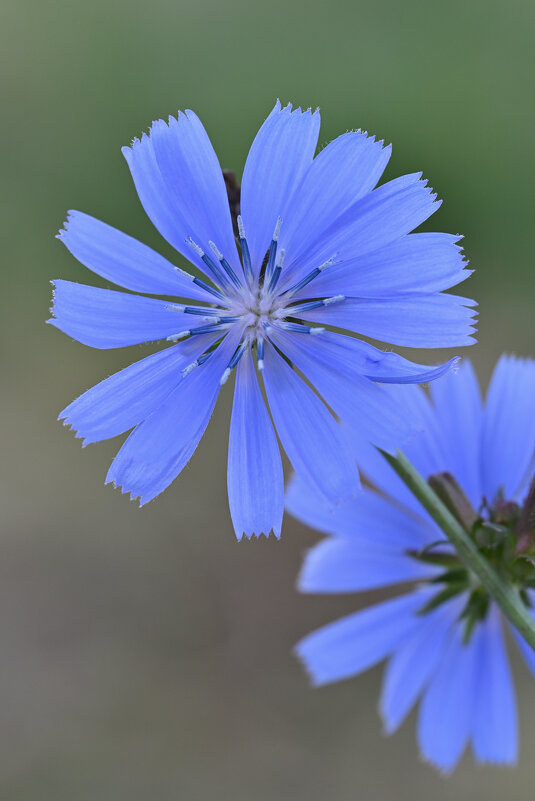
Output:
[{"xmin": 1, "ymin": 0, "xmax": 534, "ymax": 797}]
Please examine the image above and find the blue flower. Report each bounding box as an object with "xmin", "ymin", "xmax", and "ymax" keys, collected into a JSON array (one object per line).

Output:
[
  {"xmin": 50, "ymin": 101, "xmax": 475, "ymax": 539},
  {"xmin": 288, "ymin": 356, "xmax": 535, "ymax": 772}
]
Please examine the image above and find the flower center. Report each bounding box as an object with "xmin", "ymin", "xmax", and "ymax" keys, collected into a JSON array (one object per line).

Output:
[{"xmin": 168, "ymin": 216, "xmax": 344, "ymax": 383}]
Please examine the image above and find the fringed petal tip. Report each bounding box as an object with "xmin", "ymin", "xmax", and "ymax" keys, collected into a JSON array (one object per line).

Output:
[
  {"xmin": 104, "ymin": 476, "xmax": 147, "ymax": 507},
  {"xmin": 121, "ymin": 109, "xmax": 216, "ymax": 155},
  {"xmin": 417, "ymin": 750, "xmax": 458, "ymax": 777},
  {"xmin": 236, "ymin": 526, "xmax": 282, "ymax": 542},
  {"xmin": 58, "ymin": 414, "xmax": 84, "ymax": 442},
  {"xmin": 416, "ymin": 746, "xmax": 516, "ymax": 776},
  {"xmin": 270, "ymin": 98, "xmax": 321, "ymax": 118}
]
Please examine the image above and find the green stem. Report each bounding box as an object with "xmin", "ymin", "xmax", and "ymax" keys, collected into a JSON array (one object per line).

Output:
[{"xmin": 382, "ymin": 449, "xmax": 535, "ymax": 652}]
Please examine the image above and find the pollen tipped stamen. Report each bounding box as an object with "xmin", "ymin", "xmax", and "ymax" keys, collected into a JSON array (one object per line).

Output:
[
  {"xmin": 256, "ymin": 337, "xmax": 265, "ymax": 371},
  {"xmin": 209, "ymin": 241, "xmax": 242, "ymax": 289},
  {"xmin": 167, "ymin": 321, "xmax": 231, "ymax": 342},
  {"xmin": 288, "ymin": 295, "xmax": 345, "ymax": 314},
  {"xmin": 267, "ymin": 249, "xmax": 285, "ymax": 294},
  {"xmin": 220, "ymin": 341, "xmax": 247, "ymax": 385},
  {"xmin": 237, "ymin": 215, "xmax": 254, "ymax": 285},
  {"xmin": 181, "ymin": 350, "xmax": 213, "ymax": 377},
  {"xmin": 282, "ymin": 256, "xmax": 338, "ymax": 298},
  {"xmin": 187, "ymin": 237, "xmax": 233, "ymax": 291},
  {"xmin": 174, "ymin": 266, "xmax": 226, "ymax": 302},
  {"xmin": 264, "ymin": 217, "xmax": 283, "ymax": 283},
  {"xmin": 279, "ymin": 321, "xmax": 326, "ymax": 335},
  {"xmin": 166, "ymin": 304, "xmax": 223, "ymax": 317}
]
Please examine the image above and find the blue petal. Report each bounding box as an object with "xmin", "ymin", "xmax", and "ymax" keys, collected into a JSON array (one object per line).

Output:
[
  {"xmin": 48, "ymin": 280, "xmax": 203, "ymax": 348},
  {"xmin": 106, "ymin": 329, "xmax": 241, "ymax": 504},
  {"xmin": 299, "ymin": 539, "xmax": 438, "ymax": 593},
  {"xmin": 472, "ymin": 607, "xmax": 517, "ymax": 764},
  {"xmin": 262, "ymin": 342, "xmax": 359, "ymax": 506},
  {"xmin": 343, "ymin": 427, "xmax": 433, "ymax": 514},
  {"xmin": 429, "ymin": 360, "xmax": 483, "ymax": 507},
  {"xmin": 295, "ymin": 293, "xmax": 477, "ymax": 348},
  {"xmin": 481, "ymin": 355, "xmax": 535, "ymax": 502},
  {"xmin": 281, "ymin": 131, "xmax": 391, "ymax": 268},
  {"xmin": 227, "ymin": 350, "xmax": 283, "ymax": 540},
  {"xmin": 380, "ymin": 602, "xmax": 455, "ymax": 734},
  {"xmin": 278, "ymin": 330, "xmax": 456, "ymax": 385},
  {"xmin": 282, "ymin": 173, "xmax": 441, "ymax": 289},
  {"xmin": 59, "ymin": 334, "xmax": 220, "ymax": 444},
  {"xmin": 296, "ymin": 591, "xmax": 424, "ymax": 686},
  {"xmin": 270, "ymin": 326, "xmax": 413, "ymax": 452},
  {"xmin": 417, "ymin": 623, "xmax": 481, "ymax": 773},
  {"xmin": 57, "ymin": 211, "xmax": 216, "ymax": 301},
  {"xmin": 287, "ymin": 473, "xmax": 438, "ymax": 550},
  {"xmin": 291, "ymin": 233, "xmax": 470, "ymax": 299},
  {"xmin": 399, "ymin": 387, "xmax": 458, "ymax": 480},
  {"xmin": 240, "ymin": 101, "xmax": 320, "ymax": 274},
  {"xmin": 123, "ymin": 111, "xmax": 239, "ymax": 277}
]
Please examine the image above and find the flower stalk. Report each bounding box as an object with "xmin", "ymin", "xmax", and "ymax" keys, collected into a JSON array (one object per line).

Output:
[{"xmin": 381, "ymin": 449, "xmax": 535, "ymax": 652}]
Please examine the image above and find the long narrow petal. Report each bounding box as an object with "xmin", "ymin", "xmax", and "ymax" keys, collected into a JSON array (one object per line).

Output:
[
  {"xmin": 296, "ymin": 591, "xmax": 424, "ymax": 686},
  {"xmin": 481, "ymin": 355, "xmax": 535, "ymax": 501},
  {"xmin": 281, "ymin": 131, "xmax": 391, "ymax": 267},
  {"xmin": 240, "ymin": 102, "xmax": 320, "ymax": 274},
  {"xmin": 123, "ymin": 112, "xmax": 239, "ymax": 276},
  {"xmin": 227, "ymin": 350, "xmax": 283, "ymax": 540},
  {"xmin": 287, "ymin": 475, "xmax": 438, "ymax": 550},
  {"xmin": 291, "ymin": 233, "xmax": 470, "ymax": 299},
  {"xmin": 380, "ymin": 603, "xmax": 455, "ymax": 734},
  {"xmin": 58, "ymin": 211, "xmax": 216, "ymax": 301},
  {"xmin": 262, "ymin": 342, "xmax": 359, "ymax": 506},
  {"xmin": 59, "ymin": 334, "xmax": 219, "ymax": 444},
  {"xmin": 277, "ymin": 330, "xmax": 456, "ymax": 385},
  {"xmin": 270, "ymin": 326, "xmax": 413, "ymax": 452},
  {"xmin": 106, "ymin": 329, "xmax": 241, "ymax": 504},
  {"xmin": 48, "ymin": 280, "xmax": 209, "ymax": 348},
  {"xmin": 299, "ymin": 539, "xmax": 438, "ymax": 593},
  {"xmin": 429, "ymin": 360, "xmax": 483, "ymax": 506},
  {"xmin": 417, "ymin": 624, "xmax": 481, "ymax": 773},
  {"xmin": 472, "ymin": 608, "xmax": 517, "ymax": 764},
  {"xmin": 282, "ymin": 174, "xmax": 440, "ymax": 288},
  {"xmin": 294, "ymin": 293, "xmax": 477, "ymax": 348}
]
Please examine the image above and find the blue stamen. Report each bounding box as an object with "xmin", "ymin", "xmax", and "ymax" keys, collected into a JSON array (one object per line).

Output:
[
  {"xmin": 181, "ymin": 350, "xmax": 213, "ymax": 377},
  {"xmin": 167, "ymin": 304, "xmax": 223, "ymax": 317},
  {"xmin": 288, "ymin": 295, "xmax": 345, "ymax": 314},
  {"xmin": 187, "ymin": 237, "xmax": 231, "ymax": 290},
  {"xmin": 281, "ymin": 257, "xmax": 338, "ymax": 297},
  {"xmin": 220, "ymin": 341, "xmax": 248, "ymax": 385},
  {"xmin": 279, "ymin": 321, "xmax": 326, "ymax": 335},
  {"xmin": 174, "ymin": 266, "xmax": 226, "ymax": 302},
  {"xmin": 209, "ymin": 241, "xmax": 242, "ymax": 289},
  {"xmin": 167, "ymin": 321, "xmax": 231, "ymax": 342},
  {"xmin": 237, "ymin": 215, "xmax": 254, "ymax": 284},
  {"xmin": 193, "ymin": 276, "xmax": 226, "ymax": 301},
  {"xmin": 264, "ymin": 217, "xmax": 283, "ymax": 283},
  {"xmin": 267, "ymin": 248, "xmax": 285, "ymax": 293}
]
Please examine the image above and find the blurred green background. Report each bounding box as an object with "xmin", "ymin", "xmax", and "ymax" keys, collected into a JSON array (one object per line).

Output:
[{"xmin": 1, "ymin": 0, "xmax": 534, "ymax": 797}]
